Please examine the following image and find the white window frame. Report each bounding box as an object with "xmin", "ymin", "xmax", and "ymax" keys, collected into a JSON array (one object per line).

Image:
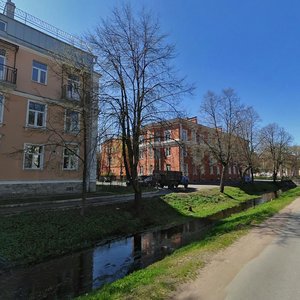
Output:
[
  {"xmin": 164, "ymin": 130, "xmax": 171, "ymax": 141},
  {"xmin": 166, "ymin": 164, "xmax": 171, "ymax": 171},
  {"xmin": 63, "ymin": 145, "xmax": 79, "ymax": 171},
  {"xmin": 0, "ymin": 94, "xmax": 4, "ymax": 124},
  {"xmin": 65, "ymin": 109, "xmax": 80, "ymax": 133},
  {"xmin": 165, "ymin": 147, "xmax": 171, "ymax": 157},
  {"xmin": 32, "ymin": 60, "xmax": 48, "ymax": 84},
  {"xmin": 233, "ymin": 165, "xmax": 236, "ymax": 175},
  {"xmin": 67, "ymin": 74, "xmax": 80, "ymax": 100},
  {"xmin": 200, "ymin": 165, "xmax": 205, "ymax": 175},
  {"xmin": 0, "ymin": 53, "xmax": 6, "ymax": 81},
  {"xmin": 182, "ymin": 129, "xmax": 188, "ymax": 141},
  {"xmin": 139, "ymin": 165, "xmax": 144, "ymax": 176},
  {"xmin": 139, "ymin": 149, "xmax": 144, "ymax": 159},
  {"xmin": 26, "ymin": 100, "xmax": 47, "ymax": 128},
  {"xmin": 23, "ymin": 144, "xmax": 44, "ymax": 170},
  {"xmin": 154, "ymin": 132, "xmax": 160, "ymax": 142}
]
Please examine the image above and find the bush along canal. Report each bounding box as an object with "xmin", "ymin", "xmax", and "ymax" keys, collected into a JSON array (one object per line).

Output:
[{"xmin": 0, "ymin": 189, "xmax": 287, "ymax": 300}]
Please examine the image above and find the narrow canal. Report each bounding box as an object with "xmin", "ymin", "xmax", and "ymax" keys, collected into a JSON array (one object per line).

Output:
[{"xmin": 0, "ymin": 191, "xmax": 279, "ymax": 299}]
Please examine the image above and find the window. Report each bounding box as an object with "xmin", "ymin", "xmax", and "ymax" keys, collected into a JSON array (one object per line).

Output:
[
  {"xmin": 228, "ymin": 166, "xmax": 232, "ymax": 175},
  {"xmin": 32, "ymin": 60, "xmax": 47, "ymax": 84},
  {"xmin": 217, "ymin": 166, "xmax": 220, "ymax": 175},
  {"xmin": 149, "ymin": 148, "xmax": 153, "ymax": 158},
  {"xmin": 166, "ymin": 164, "xmax": 171, "ymax": 171},
  {"xmin": 0, "ymin": 20, "xmax": 7, "ymax": 32},
  {"xmin": 65, "ymin": 110, "xmax": 79, "ymax": 133},
  {"xmin": 150, "ymin": 165, "xmax": 154, "ymax": 174},
  {"xmin": 184, "ymin": 163, "xmax": 188, "ymax": 176},
  {"xmin": 165, "ymin": 147, "xmax": 171, "ymax": 157},
  {"xmin": 139, "ymin": 135, "xmax": 145, "ymax": 144},
  {"xmin": 23, "ymin": 144, "xmax": 43, "ymax": 169},
  {"xmin": 154, "ymin": 132, "xmax": 160, "ymax": 142},
  {"xmin": 233, "ymin": 166, "xmax": 236, "ymax": 175},
  {"xmin": 182, "ymin": 129, "xmax": 188, "ymax": 141},
  {"xmin": 192, "ymin": 130, "xmax": 196, "ymax": 142},
  {"xmin": 0, "ymin": 52, "xmax": 6, "ymax": 81},
  {"xmin": 165, "ymin": 130, "xmax": 171, "ymax": 141},
  {"xmin": 67, "ymin": 74, "xmax": 80, "ymax": 100},
  {"xmin": 27, "ymin": 101, "xmax": 46, "ymax": 127},
  {"xmin": 63, "ymin": 146, "xmax": 79, "ymax": 170},
  {"xmin": 139, "ymin": 149, "xmax": 144, "ymax": 159},
  {"xmin": 183, "ymin": 147, "xmax": 188, "ymax": 157},
  {"xmin": 139, "ymin": 165, "xmax": 144, "ymax": 175},
  {"xmin": 154, "ymin": 148, "xmax": 160, "ymax": 159},
  {"xmin": 210, "ymin": 165, "xmax": 214, "ymax": 175},
  {"xmin": 193, "ymin": 165, "xmax": 197, "ymax": 175},
  {"xmin": 200, "ymin": 165, "xmax": 205, "ymax": 175},
  {"xmin": 0, "ymin": 94, "xmax": 4, "ymax": 123}
]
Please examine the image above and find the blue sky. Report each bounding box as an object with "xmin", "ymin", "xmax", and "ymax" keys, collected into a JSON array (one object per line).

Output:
[{"xmin": 13, "ymin": 0, "xmax": 300, "ymax": 143}]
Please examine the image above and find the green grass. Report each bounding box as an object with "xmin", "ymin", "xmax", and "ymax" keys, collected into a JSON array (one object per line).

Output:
[
  {"xmin": 163, "ymin": 186, "xmax": 258, "ymax": 218},
  {"xmin": 0, "ymin": 183, "xmax": 281, "ymax": 266},
  {"xmin": 78, "ymin": 186, "xmax": 300, "ymax": 300}
]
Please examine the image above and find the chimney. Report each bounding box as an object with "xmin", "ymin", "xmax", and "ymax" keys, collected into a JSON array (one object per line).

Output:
[
  {"xmin": 4, "ymin": 0, "xmax": 15, "ymax": 19},
  {"xmin": 187, "ymin": 116, "xmax": 198, "ymax": 124}
]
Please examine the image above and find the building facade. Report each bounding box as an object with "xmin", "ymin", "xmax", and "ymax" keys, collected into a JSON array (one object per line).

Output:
[
  {"xmin": 100, "ymin": 117, "xmax": 240, "ymax": 183},
  {"xmin": 0, "ymin": 1, "xmax": 99, "ymax": 198}
]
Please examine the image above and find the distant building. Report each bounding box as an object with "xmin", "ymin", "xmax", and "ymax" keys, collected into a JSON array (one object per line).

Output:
[
  {"xmin": 100, "ymin": 117, "xmax": 240, "ymax": 183},
  {"xmin": 0, "ymin": 1, "xmax": 99, "ymax": 197}
]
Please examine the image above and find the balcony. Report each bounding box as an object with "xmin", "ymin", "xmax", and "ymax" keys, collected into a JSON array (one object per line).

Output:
[
  {"xmin": 0, "ymin": 64, "xmax": 17, "ymax": 85},
  {"xmin": 62, "ymin": 84, "xmax": 80, "ymax": 101}
]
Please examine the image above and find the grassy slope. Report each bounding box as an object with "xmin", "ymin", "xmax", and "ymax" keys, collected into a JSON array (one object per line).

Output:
[
  {"xmin": 78, "ymin": 186, "xmax": 300, "ymax": 300},
  {"xmin": 0, "ymin": 183, "xmax": 278, "ymax": 266}
]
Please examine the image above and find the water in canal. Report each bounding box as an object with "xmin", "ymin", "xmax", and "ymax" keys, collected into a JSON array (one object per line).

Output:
[{"xmin": 0, "ymin": 191, "xmax": 279, "ymax": 299}]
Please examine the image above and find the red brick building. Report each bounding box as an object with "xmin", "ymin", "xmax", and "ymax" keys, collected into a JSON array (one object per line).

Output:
[{"xmin": 100, "ymin": 117, "xmax": 240, "ymax": 183}]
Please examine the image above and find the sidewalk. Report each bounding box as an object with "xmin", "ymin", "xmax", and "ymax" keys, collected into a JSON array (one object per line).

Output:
[
  {"xmin": 0, "ymin": 189, "xmax": 169, "ymax": 216},
  {"xmin": 174, "ymin": 197, "xmax": 300, "ymax": 300}
]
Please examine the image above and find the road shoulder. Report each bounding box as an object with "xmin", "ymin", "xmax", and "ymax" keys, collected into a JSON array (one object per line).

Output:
[{"xmin": 173, "ymin": 197, "xmax": 300, "ymax": 300}]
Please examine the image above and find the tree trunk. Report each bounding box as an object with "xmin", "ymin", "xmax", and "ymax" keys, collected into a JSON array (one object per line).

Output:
[
  {"xmin": 80, "ymin": 179, "xmax": 87, "ymax": 216},
  {"xmin": 220, "ymin": 164, "xmax": 227, "ymax": 193},
  {"xmin": 251, "ymin": 167, "xmax": 254, "ymax": 184},
  {"xmin": 132, "ymin": 179, "xmax": 142, "ymax": 214}
]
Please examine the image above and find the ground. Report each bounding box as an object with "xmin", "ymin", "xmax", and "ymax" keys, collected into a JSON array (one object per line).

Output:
[{"xmin": 174, "ymin": 196, "xmax": 300, "ymax": 300}]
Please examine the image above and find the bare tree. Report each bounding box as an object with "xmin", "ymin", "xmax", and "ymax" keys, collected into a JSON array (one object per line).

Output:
[
  {"xmin": 286, "ymin": 145, "xmax": 300, "ymax": 177},
  {"xmin": 200, "ymin": 88, "xmax": 243, "ymax": 193},
  {"xmin": 259, "ymin": 123, "xmax": 293, "ymax": 182},
  {"xmin": 88, "ymin": 4, "xmax": 192, "ymax": 211},
  {"xmin": 234, "ymin": 106, "xmax": 261, "ymax": 183},
  {"xmin": 43, "ymin": 49, "xmax": 100, "ymax": 216}
]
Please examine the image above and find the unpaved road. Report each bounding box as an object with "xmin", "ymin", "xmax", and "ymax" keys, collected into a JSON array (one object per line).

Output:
[{"xmin": 174, "ymin": 197, "xmax": 300, "ymax": 300}]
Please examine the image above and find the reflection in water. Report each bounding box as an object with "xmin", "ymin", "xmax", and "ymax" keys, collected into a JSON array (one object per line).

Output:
[
  {"xmin": 0, "ymin": 191, "xmax": 279, "ymax": 299},
  {"xmin": 92, "ymin": 238, "xmax": 134, "ymax": 289}
]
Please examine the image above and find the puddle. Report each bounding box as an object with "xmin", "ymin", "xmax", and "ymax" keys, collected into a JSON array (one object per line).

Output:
[{"xmin": 0, "ymin": 191, "xmax": 280, "ymax": 299}]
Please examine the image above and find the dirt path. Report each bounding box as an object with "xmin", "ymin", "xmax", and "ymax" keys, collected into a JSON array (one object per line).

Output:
[{"xmin": 173, "ymin": 197, "xmax": 300, "ymax": 300}]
